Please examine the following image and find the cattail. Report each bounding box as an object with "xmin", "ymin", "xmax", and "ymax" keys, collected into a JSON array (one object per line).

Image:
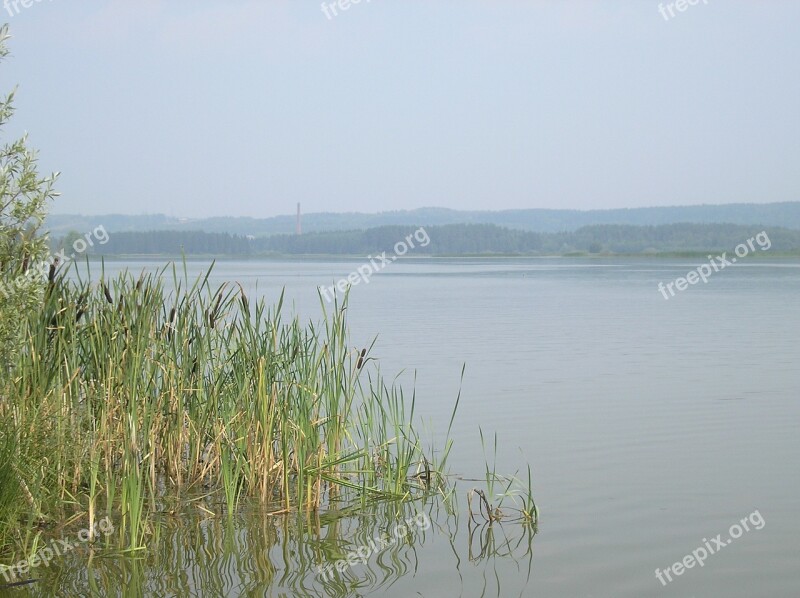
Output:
[
  {"xmin": 102, "ymin": 283, "xmax": 113, "ymax": 304},
  {"xmin": 208, "ymin": 293, "xmax": 223, "ymax": 328},
  {"xmin": 236, "ymin": 283, "xmax": 249, "ymax": 313},
  {"xmin": 75, "ymin": 291, "xmax": 88, "ymax": 322},
  {"xmin": 356, "ymin": 348, "xmax": 366, "ymax": 369},
  {"xmin": 166, "ymin": 307, "xmax": 177, "ymax": 340}
]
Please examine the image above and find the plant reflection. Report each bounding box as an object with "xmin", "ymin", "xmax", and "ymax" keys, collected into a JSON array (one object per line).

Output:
[{"xmin": 17, "ymin": 498, "xmax": 535, "ymax": 597}]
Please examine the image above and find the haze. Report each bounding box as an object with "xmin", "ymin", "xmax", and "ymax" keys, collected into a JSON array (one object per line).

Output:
[{"xmin": 3, "ymin": 0, "xmax": 799, "ymax": 218}]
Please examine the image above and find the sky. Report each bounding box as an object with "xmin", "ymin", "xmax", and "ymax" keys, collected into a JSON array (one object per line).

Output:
[{"xmin": 1, "ymin": 1, "xmax": 798, "ymax": 218}]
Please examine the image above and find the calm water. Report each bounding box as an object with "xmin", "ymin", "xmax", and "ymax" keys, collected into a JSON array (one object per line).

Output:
[{"xmin": 18, "ymin": 257, "xmax": 800, "ymax": 597}]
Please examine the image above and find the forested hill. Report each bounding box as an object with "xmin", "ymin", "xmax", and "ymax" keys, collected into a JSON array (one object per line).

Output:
[
  {"xmin": 69, "ymin": 223, "xmax": 800, "ymax": 257},
  {"xmin": 46, "ymin": 201, "xmax": 800, "ymax": 236}
]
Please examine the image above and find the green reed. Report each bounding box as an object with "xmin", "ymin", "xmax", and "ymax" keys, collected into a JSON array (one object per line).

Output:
[
  {"xmin": 0, "ymin": 263, "xmax": 455, "ymax": 554},
  {"xmin": 468, "ymin": 428, "xmax": 538, "ymax": 527},
  {"xmin": 0, "ymin": 422, "xmax": 20, "ymax": 542}
]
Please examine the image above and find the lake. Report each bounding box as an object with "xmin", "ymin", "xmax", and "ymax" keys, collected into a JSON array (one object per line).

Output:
[{"xmin": 25, "ymin": 256, "xmax": 800, "ymax": 597}]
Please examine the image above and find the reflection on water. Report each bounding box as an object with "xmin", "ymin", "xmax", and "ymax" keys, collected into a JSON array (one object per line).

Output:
[
  {"xmin": 15, "ymin": 500, "xmax": 534, "ymax": 597},
  {"xmin": 42, "ymin": 257, "xmax": 800, "ymax": 596}
]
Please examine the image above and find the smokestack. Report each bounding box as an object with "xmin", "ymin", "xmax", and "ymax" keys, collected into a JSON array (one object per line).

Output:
[{"xmin": 296, "ymin": 203, "xmax": 302, "ymax": 235}]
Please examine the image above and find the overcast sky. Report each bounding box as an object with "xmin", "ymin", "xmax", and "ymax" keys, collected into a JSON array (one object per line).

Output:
[{"xmin": 2, "ymin": 1, "xmax": 798, "ymax": 218}]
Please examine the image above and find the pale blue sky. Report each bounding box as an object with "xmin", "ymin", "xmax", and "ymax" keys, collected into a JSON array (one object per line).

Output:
[{"xmin": 2, "ymin": 1, "xmax": 798, "ymax": 218}]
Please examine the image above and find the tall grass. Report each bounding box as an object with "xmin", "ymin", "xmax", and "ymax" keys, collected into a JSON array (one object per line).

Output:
[
  {"xmin": 0, "ymin": 263, "xmax": 450, "ymax": 554},
  {"xmin": 0, "ymin": 421, "xmax": 21, "ymax": 542}
]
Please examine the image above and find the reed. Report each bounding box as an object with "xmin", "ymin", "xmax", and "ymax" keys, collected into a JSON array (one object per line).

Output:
[
  {"xmin": 0, "ymin": 263, "xmax": 453, "ymax": 554},
  {"xmin": 467, "ymin": 428, "xmax": 539, "ymax": 527},
  {"xmin": 0, "ymin": 422, "xmax": 21, "ymax": 542}
]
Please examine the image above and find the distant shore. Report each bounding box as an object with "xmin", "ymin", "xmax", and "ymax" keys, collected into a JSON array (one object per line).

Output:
[{"xmin": 72, "ymin": 251, "xmax": 800, "ymax": 261}]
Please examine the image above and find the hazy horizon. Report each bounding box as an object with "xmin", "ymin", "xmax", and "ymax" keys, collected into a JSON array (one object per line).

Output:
[
  {"xmin": 46, "ymin": 199, "xmax": 800, "ymax": 220},
  {"xmin": 4, "ymin": 1, "xmax": 799, "ymax": 218}
]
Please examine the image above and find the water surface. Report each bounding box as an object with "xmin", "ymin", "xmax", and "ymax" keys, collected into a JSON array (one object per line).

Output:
[{"xmin": 18, "ymin": 257, "xmax": 799, "ymax": 597}]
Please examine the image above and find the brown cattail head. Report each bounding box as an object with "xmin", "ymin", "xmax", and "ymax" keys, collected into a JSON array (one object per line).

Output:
[
  {"xmin": 356, "ymin": 348, "xmax": 367, "ymax": 369},
  {"xmin": 208, "ymin": 292, "xmax": 223, "ymax": 328},
  {"xmin": 102, "ymin": 283, "xmax": 113, "ymax": 304},
  {"xmin": 75, "ymin": 290, "xmax": 89, "ymax": 322},
  {"xmin": 166, "ymin": 307, "xmax": 177, "ymax": 340}
]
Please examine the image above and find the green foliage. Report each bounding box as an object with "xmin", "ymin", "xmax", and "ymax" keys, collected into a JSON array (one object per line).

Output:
[
  {"xmin": 53, "ymin": 230, "xmax": 83, "ymax": 253},
  {"xmin": 0, "ymin": 419, "xmax": 21, "ymax": 549},
  {"xmin": 88, "ymin": 223, "xmax": 800, "ymax": 256},
  {"xmin": 83, "ymin": 229, "xmax": 252, "ymax": 256},
  {"xmin": 0, "ymin": 25, "xmax": 60, "ymax": 371},
  {"xmin": 2, "ymin": 263, "xmax": 456, "ymax": 552}
]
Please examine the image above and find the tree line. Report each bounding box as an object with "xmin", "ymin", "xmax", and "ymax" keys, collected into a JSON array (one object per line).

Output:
[
  {"xmin": 46, "ymin": 201, "xmax": 800, "ymax": 236},
  {"xmin": 63, "ymin": 223, "xmax": 800, "ymax": 257}
]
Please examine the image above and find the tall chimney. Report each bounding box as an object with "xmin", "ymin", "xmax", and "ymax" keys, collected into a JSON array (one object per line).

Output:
[{"xmin": 296, "ymin": 203, "xmax": 302, "ymax": 235}]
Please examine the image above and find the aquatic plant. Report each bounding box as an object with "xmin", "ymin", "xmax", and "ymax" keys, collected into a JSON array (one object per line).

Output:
[
  {"xmin": 1, "ymin": 263, "xmax": 456, "ymax": 554},
  {"xmin": 467, "ymin": 430, "xmax": 539, "ymax": 527}
]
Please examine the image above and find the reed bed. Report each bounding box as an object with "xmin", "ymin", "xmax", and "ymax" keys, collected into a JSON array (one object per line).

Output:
[{"xmin": 0, "ymin": 263, "xmax": 452, "ymax": 555}]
